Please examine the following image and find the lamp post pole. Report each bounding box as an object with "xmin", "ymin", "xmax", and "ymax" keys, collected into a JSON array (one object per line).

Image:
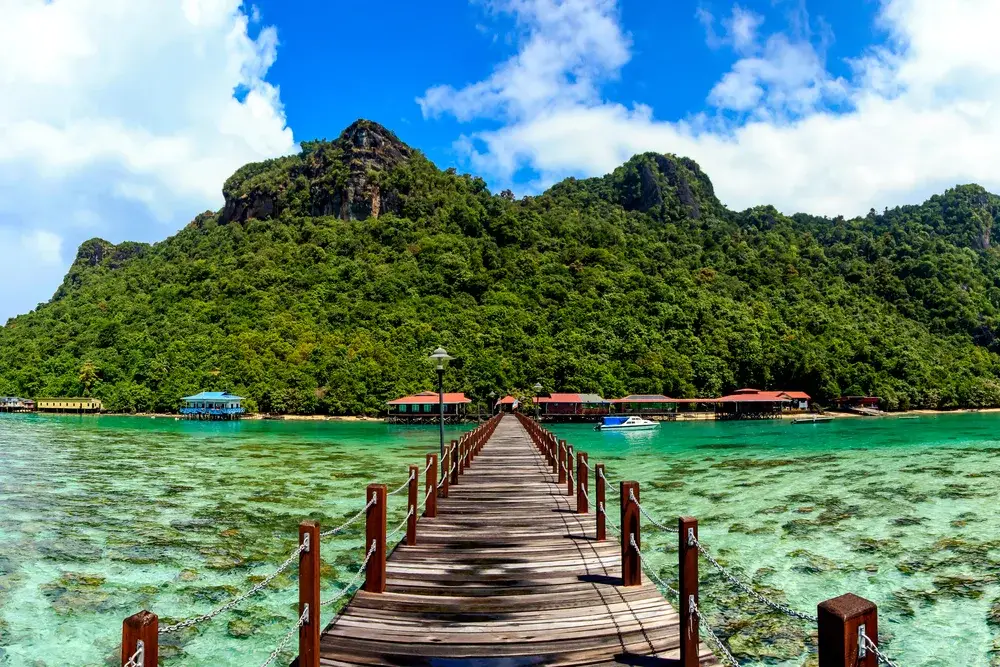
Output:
[
  {"xmin": 437, "ymin": 366, "xmax": 445, "ymax": 460},
  {"xmin": 533, "ymin": 382, "xmax": 543, "ymax": 421},
  {"xmin": 489, "ymin": 391, "xmax": 496, "ymax": 416},
  {"xmin": 429, "ymin": 347, "xmax": 453, "ymax": 469}
]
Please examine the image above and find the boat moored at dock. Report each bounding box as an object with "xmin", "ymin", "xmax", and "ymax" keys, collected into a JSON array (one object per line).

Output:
[{"xmin": 595, "ymin": 415, "xmax": 659, "ymax": 430}]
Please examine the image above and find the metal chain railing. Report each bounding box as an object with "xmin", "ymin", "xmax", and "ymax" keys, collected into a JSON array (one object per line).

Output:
[
  {"xmin": 629, "ymin": 489, "xmax": 679, "ymax": 533},
  {"xmin": 598, "ymin": 468, "xmax": 619, "ymax": 496},
  {"xmin": 692, "ymin": 600, "xmax": 741, "ymax": 667},
  {"xmin": 598, "ymin": 502, "xmax": 620, "ymax": 536},
  {"xmin": 387, "ymin": 507, "xmax": 413, "ymax": 544},
  {"xmin": 322, "ymin": 539, "xmax": 376, "ymax": 607},
  {"xmin": 321, "ymin": 494, "xmax": 377, "ymax": 538},
  {"xmin": 159, "ymin": 540, "xmax": 309, "ymax": 634},
  {"xmin": 629, "ymin": 533, "xmax": 679, "ymax": 596},
  {"xmin": 419, "ymin": 487, "xmax": 434, "ymax": 511},
  {"xmin": 258, "ymin": 604, "xmax": 309, "ymax": 667},
  {"xmin": 387, "ymin": 471, "xmax": 414, "ymax": 496},
  {"xmin": 123, "ymin": 644, "xmax": 143, "ymax": 667},
  {"xmin": 689, "ymin": 534, "xmax": 816, "ymax": 622},
  {"xmin": 862, "ymin": 633, "xmax": 901, "ymax": 667}
]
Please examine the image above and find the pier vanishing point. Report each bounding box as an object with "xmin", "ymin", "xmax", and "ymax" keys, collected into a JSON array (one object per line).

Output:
[{"xmin": 117, "ymin": 414, "xmax": 895, "ymax": 667}]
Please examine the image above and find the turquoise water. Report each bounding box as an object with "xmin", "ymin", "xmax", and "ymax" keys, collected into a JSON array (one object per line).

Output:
[{"xmin": 0, "ymin": 413, "xmax": 998, "ymax": 665}]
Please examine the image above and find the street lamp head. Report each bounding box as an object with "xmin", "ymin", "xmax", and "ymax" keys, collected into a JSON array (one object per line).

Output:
[
  {"xmin": 533, "ymin": 382, "xmax": 543, "ymax": 393},
  {"xmin": 489, "ymin": 390, "xmax": 496, "ymax": 398},
  {"xmin": 429, "ymin": 346, "xmax": 453, "ymax": 370}
]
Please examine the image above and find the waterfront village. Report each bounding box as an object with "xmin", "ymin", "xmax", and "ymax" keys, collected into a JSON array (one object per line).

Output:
[{"xmin": 0, "ymin": 389, "xmax": 884, "ymax": 422}]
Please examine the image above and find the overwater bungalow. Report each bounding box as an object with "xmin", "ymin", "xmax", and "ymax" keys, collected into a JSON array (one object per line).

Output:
[
  {"xmin": 180, "ymin": 392, "xmax": 245, "ymax": 420},
  {"xmin": 536, "ymin": 393, "xmax": 611, "ymax": 422},
  {"xmin": 612, "ymin": 394, "xmax": 678, "ymax": 418},
  {"xmin": 714, "ymin": 389, "xmax": 793, "ymax": 420},
  {"xmin": 36, "ymin": 398, "xmax": 102, "ymax": 413},
  {"xmin": 0, "ymin": 397, "xmax": 34, "ymax": 413},
  {"xmin": 387, "ymin": 391, "xmax": 471, "ymax": 424}
]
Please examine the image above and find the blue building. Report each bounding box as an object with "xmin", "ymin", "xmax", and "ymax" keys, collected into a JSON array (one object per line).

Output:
[{"xmin": 180, "ymin": 392, "xmax": 245, "ymax": 420}]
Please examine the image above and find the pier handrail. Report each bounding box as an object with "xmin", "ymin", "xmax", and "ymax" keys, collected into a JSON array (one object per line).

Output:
[
  {"xmin": 516, "ymin": 413, "xmax": 902, "ymax": 667},
  {"xmin": 117, "ymin": 413, "xmax": 503, "ymax": 666}
]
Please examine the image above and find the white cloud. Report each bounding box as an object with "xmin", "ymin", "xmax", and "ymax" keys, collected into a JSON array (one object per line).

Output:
[
  {"xmin": 425, "ymin": 0, "xmax": 1000, "ymax": 221},
  {"xmin": 417, "ymin": 0, "xmax": 630, "ymax": 121},
  {"xmin": 0, "ymin": 0, "xmax": 296, "ymax": 322}
]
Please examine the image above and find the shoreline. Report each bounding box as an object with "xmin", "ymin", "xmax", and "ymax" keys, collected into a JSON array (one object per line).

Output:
[{"xmin": 14, "ymin": 407, "xmax": 1000, "ymax": 421}]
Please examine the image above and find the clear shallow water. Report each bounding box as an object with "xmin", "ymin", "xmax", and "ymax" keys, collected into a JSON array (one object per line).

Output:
[
  {"xmin": 1, "ymin": 413, "xmax": 998, "ymax": 665},
  {"xmin": 551, "ymin": 415, "xmax": 1000, "ymax": 667}
]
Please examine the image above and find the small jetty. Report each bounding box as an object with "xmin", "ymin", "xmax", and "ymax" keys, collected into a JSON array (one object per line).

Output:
[{"xmin": 114, "ymin": 414, "xmax": 899, "ymax": 667}]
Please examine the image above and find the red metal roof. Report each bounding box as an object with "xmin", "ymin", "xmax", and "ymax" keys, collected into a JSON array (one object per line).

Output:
[
  {"xmin": 498, "ymin": 395, "xmax": 517, "ymax": 405},
  {"xmin": 612, "ymin": 395, "xmax": 677, "ymax": 403},
  {"xmin": 783, "ymin": 391, "xmax": 811, "ymax": 400},
  {"xmin": 387, "ymin": 391, "xmax": 472, "ymax": 405},
  {"xmin": 536, "ymin": 393, "xmax": 581, "ymax": 403}
]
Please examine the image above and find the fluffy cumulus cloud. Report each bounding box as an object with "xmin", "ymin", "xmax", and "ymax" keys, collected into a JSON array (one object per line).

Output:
[
  {"xmin": 422, "ymin": 0, "xmax": 1000, "ymax": 221},
  {"xmin": 0, "ymin": 0, "xmax": 296, "ymax": 322}
]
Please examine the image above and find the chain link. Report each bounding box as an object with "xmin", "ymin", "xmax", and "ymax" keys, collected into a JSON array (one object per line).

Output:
[
  {"xmin": 387, "ymin": 507, "xmax": 413, "ymax": 544},
  {"xmin": 692, "ymin": 600, "xmax": 741, "ymax": 667},
  {"xmin": 598, "ymin": 469, "xmax": 620, "ymax": 495},
  {"xmin": 322, "ymin": 540, "xmax": 376, "ymax": 606},
  {"xmin": 123, "ymin": 644, "xmax": 143, "ymax": 667},
  {"xmin": 387, "ymin": 471, "xmax": 414, "ymax": 496},
  {"xmin": 862, "ymin": 633, "xmax": 901, "ymax": 667},
  {"xmin": 258, "ymin": 604, "xmax": 309, "ymax": 667},
  {"xmin": 629, "ymin": 488, "xmax": 679, "ymax": 533},
  {"xmin": 321, "ymin": 494, "xmax": 377, "ymax": 538},
  {"xmin": 159, "ymin": 540, "xmax": 308, "ymax": 634},
  {"xmin": 598, "ymin": 502, "xmax": 620, "ymax": 536},
  {"xmin": 629, "ymin": 533, "xmax": 679, "ymax": 596},
  {"xmin": 691, "ymin": 535, "xmax": 816, "ymax": 622}
]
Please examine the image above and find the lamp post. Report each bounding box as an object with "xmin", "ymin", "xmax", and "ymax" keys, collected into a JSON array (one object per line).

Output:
[
  {"xmin": 489, "ymin": 391, "xmax": 496, "ymax": 415},
  {"xmin": 533, "ymin": 382, "xmax": 543, "ymax": 420},
  {"xmin": 429, "ymin": 347, "xmax": 453, "ymax": 464}
]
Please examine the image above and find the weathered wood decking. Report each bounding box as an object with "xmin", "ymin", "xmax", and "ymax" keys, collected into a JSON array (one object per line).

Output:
[{"xmin": 318, "ymin": 415, "xmax": 720, "ymax": 666}]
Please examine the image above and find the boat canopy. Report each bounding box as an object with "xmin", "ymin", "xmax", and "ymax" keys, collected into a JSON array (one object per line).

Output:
[{"xmin": 601, "ymin": 416, "xmax": 629, "ymax": 425}]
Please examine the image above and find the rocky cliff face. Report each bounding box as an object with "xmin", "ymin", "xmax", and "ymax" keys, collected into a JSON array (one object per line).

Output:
[
  {"xmin": 609, "ymin": 153, "xmax": 719, "ymax": 221},
  {"xmin": 53, "ymin": 238, "xmax": 150, "ymax": 300},
  {"xmin": 220, "ymin": 119, "xmax": 413, "ymax": 225}
]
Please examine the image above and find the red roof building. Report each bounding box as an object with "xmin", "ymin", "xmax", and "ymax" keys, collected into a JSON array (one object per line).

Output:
[
  {"xmin": 387, "ymin": 391, "xmax": 471, "ymax": 422},
  {"xmin": 535, "ymin": 393, "xmax": 610, "ymax": 419}
]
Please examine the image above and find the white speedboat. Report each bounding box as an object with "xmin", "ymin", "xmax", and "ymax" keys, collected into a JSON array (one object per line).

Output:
[{"xmin": 595, "ymin": 416, "xmax": 659, "ymax": 431}]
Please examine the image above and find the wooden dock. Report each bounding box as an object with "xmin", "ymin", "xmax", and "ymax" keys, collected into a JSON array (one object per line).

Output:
[{"xmin": 317, "ymin": 416, "xmax": 720, "ymax": 666}]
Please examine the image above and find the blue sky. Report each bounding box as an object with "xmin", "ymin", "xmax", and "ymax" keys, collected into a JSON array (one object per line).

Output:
[{"xmin": 3, "ymin": 0, "xmax": 1000, "ymax": 322}]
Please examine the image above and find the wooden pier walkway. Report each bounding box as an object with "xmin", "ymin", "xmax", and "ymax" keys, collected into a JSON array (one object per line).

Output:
[{"xmin": 317, "ymin": 415, "xmax": 720, "ymax": 666}]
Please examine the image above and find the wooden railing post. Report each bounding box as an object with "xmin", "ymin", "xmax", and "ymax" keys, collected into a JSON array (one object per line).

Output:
[
  {"xmin": 450, "ymin": 440, "xmax": 459, "ymax": 485},
  {"xmin": 679, "ymin": 516, "xmax": 699, "ymax": 667},
  {"xmin": 425, "ymin": 454, "xmax": 438, "ymax": 517},
  {"xmin": 576, "ymin": 452, "xmax": 589, "ymax": 514},
  {"xmin": 407, "ymin": 464, "xmax": 419, "ymax": 545},
  {"xmin": 566, "ymin": 445, "xmax": 574, "ymax": 496},
  {"xmin": 121, "ymin": 611, "xmax": 157, "ymax": 666},
  {"xmin": 620, "ymin": 481, "xmax": 640, "ymax": 586},
  {"xmin": 817, "ymin": 594, "xmax": 878, "ymax": 667},
  {"xmin": 299, "ymin": 520, "xmax": 320, "ymax": 667},
  {"xmin": 595, "ymin": 463, "xmax": 606, "ymax": 541},
  {"xmin": 365, "ymin": 484, "xmax": 387, "ymax": 593},
  {"xmin": 558, "ymin": 440, "xmax": 567, "ymax": 484}
]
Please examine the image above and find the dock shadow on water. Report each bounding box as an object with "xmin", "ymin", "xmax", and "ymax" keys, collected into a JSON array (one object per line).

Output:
[{"xmin": 1, "ymin": 412, "xmax": 1000, "ymax": 665}]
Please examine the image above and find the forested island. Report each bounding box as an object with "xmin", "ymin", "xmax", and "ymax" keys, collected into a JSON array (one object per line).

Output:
[{"xmin": 2, "ymin": 119, "xmax": 1000, "ymax": 415}]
